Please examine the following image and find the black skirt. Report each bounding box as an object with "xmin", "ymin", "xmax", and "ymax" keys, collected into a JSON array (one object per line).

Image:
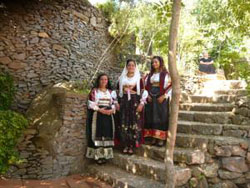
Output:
[
  {"xmin": 118, "ymin": 94, "xmax": 144, "ymax": 148},
  {"xmin": 86, "ymin": 107, "xmax": 115, "ymax": 160},
  {"xmin": 144, "ymin": 87, "xmax": 169, "ymax": 140}
]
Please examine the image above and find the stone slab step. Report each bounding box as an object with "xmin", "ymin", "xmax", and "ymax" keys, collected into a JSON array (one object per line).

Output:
[
  {"xmin": 178, "ymin": 110, "xmax": 233, "ymax": 124},
  {"xmin": 180, "ymin": 103, "xmax": 234, "ymax": 112},
  {"xmin": 178, "ymin": 121, "xmax": 250, "ymax": 138},
  {"xmin": 87, "ymin": 164, "xmax": 165, "ymax": 188},
  {"xmin": 111, "ymin": 152, "xmax": 191, "ymax": 187},
  {"xmin": 203, "ymin": 80, "xmax": 247, "ymax": 90},
  {"xmin": 214, "ymin": 89, "xmax": 247, "ymax": 95},
  {"xmin": 136, "ymin": 145, "xmax": 205, "ymax": 165},
  {"xmin": 183, "ymin": 94, "xmax": 237, "ymax": 103},
  {"xmin": 176, "ymin": 133, "xmax": 249, "ymax": 152}
]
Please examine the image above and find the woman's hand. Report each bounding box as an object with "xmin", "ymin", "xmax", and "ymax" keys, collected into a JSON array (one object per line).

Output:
[
  {"xmin": 147, "ymin": 95, "xmax": 152, "ymax": 103},
  {"xmin": 157, "ymin": 95, "xmax": 165, "ymax": 104},
  {"xmin": 115, "ymin": 103, "xmax": 120, "ymax": 111},
  {"xmin": 98, "ymin": 108, "xmax": 107, "ymax": 114},
  {"xmin": 136, "ymin": 104, "xmax": 143, "ymax": 112}
]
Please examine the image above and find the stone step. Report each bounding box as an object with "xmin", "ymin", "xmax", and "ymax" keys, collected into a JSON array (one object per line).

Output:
[
  {"xmin": 178, "ymin": 121, "xmax": 250, "ymax": 138},
  {"xmin": 178, "ymin": 110, "xmax": 233, "ymax": 124},
  {"xmin": 203, "ymin": 80, "xmax": 247, "ymax": 90},
  {"xmin": 136, "ymin": 145, "xmax": 205, "ymax": 165},
  {"xmin": 179, "ymin": 103, "xmax": 234, "ymax": 112},
  {"xmin": 183, "ymin": 94, "xmax": 237, "ymax": 103},
  {"xmin": 214, "ymin": 89, "xmax": 247, "ymax": 96},
  {"xmin": 87, "ymin": 164, "xmax": 165, "ymax": 188},
  {"xmin": 111, "ymin": 152, "xmax": 191, "ymax": 187},
  {"xmin": 176, "ymin": 133, "xmax": 249, "ymax": 152}
]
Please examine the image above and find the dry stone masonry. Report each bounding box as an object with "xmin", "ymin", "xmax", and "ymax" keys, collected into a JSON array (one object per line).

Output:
[
  {"xmin": 0, "ymin": 0, "xmax": 116, "ymax": 111},
  {"xmin": 8, "ymin": 85, "xmax": 88, "ymax": 179}
]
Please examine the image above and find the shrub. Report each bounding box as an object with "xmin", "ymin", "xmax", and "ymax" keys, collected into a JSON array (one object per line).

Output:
[
  {"xmin": 0, "ymin": 110, "xmax": 28, "ymax": 174},
  {"xmin": 0, "ymin": 73, "xmax": 15, "ymax": 110}
]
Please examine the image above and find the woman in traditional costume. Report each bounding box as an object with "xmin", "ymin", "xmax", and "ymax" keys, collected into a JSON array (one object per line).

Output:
[
  {"xmin": 144, "ymin": 56, "xmax": 172, "ymax": 147},
  {"xmin": 116, "ymin": 59, "xmax": 148, "ymax": 154},
  {"xmin": 86, "ymin": 73, "xmax": 117, "ymax": 164}
]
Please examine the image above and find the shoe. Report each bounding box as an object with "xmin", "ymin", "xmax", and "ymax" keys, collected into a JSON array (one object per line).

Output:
[
  {"xmin": 96, "ymin": 159, "xmax": 103, "ymax": 165},
  {"xmin": 123, "ymin": 147, "xmax": 128, "ymax": 154},
  {"xmin": 128, "ymin": 147, "xmax": 134, "ymax": 155}
]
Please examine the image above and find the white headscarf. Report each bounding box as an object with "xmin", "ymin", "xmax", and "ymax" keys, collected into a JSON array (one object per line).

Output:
[{"xmin": 119, "ymin": 62, "xmax": 141, "ymax": 99}]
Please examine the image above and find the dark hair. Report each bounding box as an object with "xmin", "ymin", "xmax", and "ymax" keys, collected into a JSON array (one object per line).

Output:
[
  {"xmin": 150, "ymin": 56, "xmax": 167, "ymax": 74},
  {"xmin": 126, "ymin": 59, "xmax": 136, "ymax": 66},
  {"xmin": 93, "ymin": 73, "xmax": 112, "ymax": 90}
]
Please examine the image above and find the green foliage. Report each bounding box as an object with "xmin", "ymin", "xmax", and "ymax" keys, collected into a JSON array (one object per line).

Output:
[
  {"xmin": 0, "ymin": 73, "xmax": 15, "ymax": 110},
  {"xmin": 0, "ymin": 110, "xmax": 28, "ymax": 174},
  {"xmin": 96, "ymin": 0, "xmax": 250, "ymax": 84}
]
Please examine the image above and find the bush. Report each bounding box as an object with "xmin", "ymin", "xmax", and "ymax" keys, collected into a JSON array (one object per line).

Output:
[
  {"xmin": 0, "ymin": 73, "xmax": 15, "ymax": 110},
  {"xmin": 0, "ymin": 110, "xmax": 28, "ymax": 174}
]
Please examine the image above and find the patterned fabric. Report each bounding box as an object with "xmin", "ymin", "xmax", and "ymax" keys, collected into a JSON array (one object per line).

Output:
[
  {"xmin": 86, "ymin": 88, "xmax": 116, "ymax": 160},
  {"xmin": 116, "ymin": 78, "xmax": 146, "ymax": 148}
]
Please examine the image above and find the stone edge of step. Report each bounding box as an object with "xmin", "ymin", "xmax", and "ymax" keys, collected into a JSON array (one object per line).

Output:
[{"xmin": 87, "ymin": 163, "xmax": 165, "ymax": 188}]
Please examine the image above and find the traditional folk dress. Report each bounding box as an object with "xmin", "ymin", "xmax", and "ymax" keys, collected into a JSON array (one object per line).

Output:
[
  {"xmin": 117, "ymin": 66, "xmax": 148, "ymax": 148},
  {"xmin": 144, "ymin": 72, "xmax": 172, "ymax": 140},
  {"xmin": 86, "ymin": 88, "xmax": 117, "ymax": 160}
]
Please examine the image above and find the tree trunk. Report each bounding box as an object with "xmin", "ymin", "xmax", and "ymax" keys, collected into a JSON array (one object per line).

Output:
[{"xmin": 165, "ymin": 0, "xmax": 182, "ymax": 188}]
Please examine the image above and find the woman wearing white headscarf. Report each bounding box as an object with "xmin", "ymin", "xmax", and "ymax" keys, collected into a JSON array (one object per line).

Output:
[{"xmin": 116, "ymin": 59, "xmax": 148, "ymax": 154}]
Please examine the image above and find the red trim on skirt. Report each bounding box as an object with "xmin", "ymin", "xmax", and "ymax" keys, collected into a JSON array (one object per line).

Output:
[{"xmin": 143, "ymin": 129, "xmax": 167, "ymax": 140}]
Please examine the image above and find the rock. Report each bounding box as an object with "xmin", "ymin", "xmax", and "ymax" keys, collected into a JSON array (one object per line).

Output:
[
  {"xmin": 201, "ymin": 163, "xmax": 219, "ymax": 178},
  {"xmin": 73, "ymin": 10, "xmax": 89, "ymax": 23},
  {"xmin": 215, "ymin": 181, "xmax": 238, "ymax": 188},
  {"xmin": 197, "ymin": 177, "xmax": 208, "ymax": 188},
  {"xmin": 192, "ymin": 166, "xmax": 203, "ymax": 177},
  {"xmin": 0, "ymin": 56, "xmax": 12, "ymax": 64},
  {"xmin": 8, "ymin": 60, "xmax": 26, "ymax": 70},
  {"xmin": 247, "ymin": 152, "xmax": 250, "ymax": 163},
  {"xmin": 189, "ymin": 177, "xmax": 199, "ymax": 187},
  {"xmin": 215, "ymin": 146, "xmax": 232, "ymax": 157},
  {"xmin": 53, "ymin": 44, "xmax": 68, "ymax": 53},
  {"xmin": 245, "ymin": 172, "xmax": 250, "ymax": 179},
  {"xmin": 38, "ymin": 32, "xmax": 49, "ymax": 38},
  {"xmin": 13, "ymin": 53, "xmax": 26, "ymax": 60},
  {"xmin": 222, "ymin": 157, "xmax": 249, "ymax": 173},
  {"xmin": 30, "ymin": 37, "xmax": 39, "ymax": 44},
  {"xmin": 90, "ymin": 17, "xmax": 97, "ymax": 27},
  {"xmin": 218, "ymin": 169, "xmax": 243, "ymax": 179},
  {"xmin": 231, "ymin": 146, "xmax": 246, "ymax": 157}
]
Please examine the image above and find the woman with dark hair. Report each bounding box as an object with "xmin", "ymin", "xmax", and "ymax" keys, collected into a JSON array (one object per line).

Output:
[
  {"xmin": 144, "ymin": 56, "xmax": 172, "ymax": 147},
  {"xmin": 116, "ymin": 59, "xmax": 148, "ymax": 154},
  {"xmin": 86, "ymin": 73, "xmax": 117, "ymax": 164}
]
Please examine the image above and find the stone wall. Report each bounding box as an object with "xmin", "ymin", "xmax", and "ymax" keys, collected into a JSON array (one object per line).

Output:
[
  {"xmin": 234, "ymin": 96, "xmax": 250, "ymax": 126},
  {"xmin": 8, "ymin": 86, "xmax": 88, "ymax": 179},
  {"xmin": 0, "ymin": 0, "xmax": 116, "ymax": 111}
]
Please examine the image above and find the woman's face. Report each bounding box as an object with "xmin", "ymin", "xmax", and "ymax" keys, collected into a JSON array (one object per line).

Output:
[
  {"xmin": 127, "ymin": 61, "xmax": 136, "ymax": 73},
  {"xmin": 152, "ymin": 58, "xmax": 160, "ymax": 70},
  {"xmin": 99, "ymin": 75, "xmax": 108, "ymax": 88}
]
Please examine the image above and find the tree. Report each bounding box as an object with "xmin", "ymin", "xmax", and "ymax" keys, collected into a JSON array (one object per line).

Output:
[{"xmin": 165, "ymin": 0, "xmax": 181, "ymax": 187}]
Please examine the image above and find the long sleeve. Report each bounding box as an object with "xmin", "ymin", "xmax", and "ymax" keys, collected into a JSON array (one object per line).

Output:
[
  {"xmin": 111, "ymin": 90, "xmax": 118, "ymax": 110},
  {"xmin": 88, "ymin": 89, "xmax": 99, "ymax": 111},
  {"xmin": 139, "ymin": 78, "xmax": 148, "ymax": 105},
  {"xmin": 164, "ymin": 75, "xmax": 172, "ymax": 99}
]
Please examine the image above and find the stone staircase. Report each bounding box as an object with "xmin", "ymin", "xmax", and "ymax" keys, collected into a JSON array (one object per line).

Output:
[{"xmin": 87, "ymin": 80, "xmax": 250, "ymax": 188}]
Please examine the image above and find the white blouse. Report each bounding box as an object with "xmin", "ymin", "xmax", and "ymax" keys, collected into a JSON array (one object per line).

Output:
[
  {"xmin": 88, "ymin": 89, "xmax": 117, "ymax": 111},
  {"xmin": 145, "ymin": 73, "xmax": 172, "ymax": 99}
]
